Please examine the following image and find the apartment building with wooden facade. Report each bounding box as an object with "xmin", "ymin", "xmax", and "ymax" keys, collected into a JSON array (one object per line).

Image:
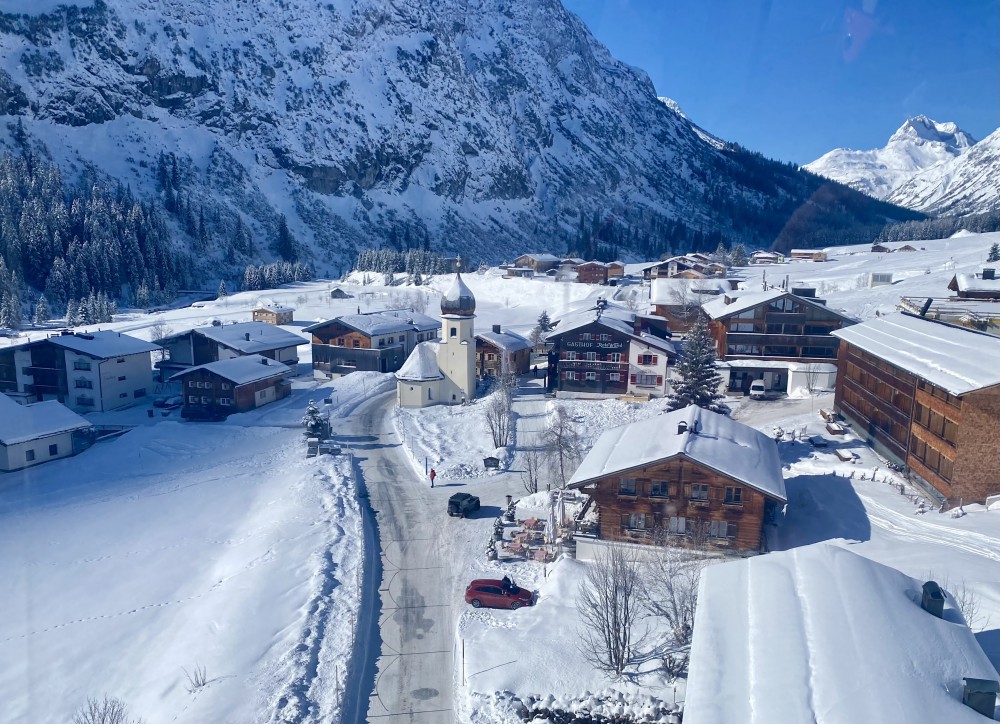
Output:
[
  {"xmin": 832, "ymin": 312, "xmax": 1000, "ymax": 505},
  {"xmin": 568, "ymin": 405, "xmax": 786, "ymax": 551},
  {"xmin": 304, "ymin": 310, "xmax": 438, "ymax": 376},
  {"xmin": 158, "ymin": 322, "xmax": 305, "ymax": 379},
  {"xmin": 702, "ymin": 288, "xmax": 856, "ymax": 395},
  {"xmin": 545, "ymin": 301, "xmax": 675, "ymax": 398}
]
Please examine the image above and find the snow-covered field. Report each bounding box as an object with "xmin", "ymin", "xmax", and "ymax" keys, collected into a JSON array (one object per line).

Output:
[{"xmin": 3, "ymin": 230, "xmax": 1000, "ymax": 723}]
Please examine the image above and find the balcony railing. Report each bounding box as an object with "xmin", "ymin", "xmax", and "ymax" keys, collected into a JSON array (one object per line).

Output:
[{"xmin": 558, "ymin": 360, "xmax": 628, "ymax": 372}]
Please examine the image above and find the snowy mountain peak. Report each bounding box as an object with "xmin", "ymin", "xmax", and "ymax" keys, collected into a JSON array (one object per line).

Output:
[
  {"xmin": 657, "ymin": 96, "xmax": 687, "ymax": 119},
  {"xmin": 888, "ymin": 115, "xmax": 976, "ymax": 150},
  {"xmin": 804, "ymin": 115, "xmax": 978, "ymax": 203}
]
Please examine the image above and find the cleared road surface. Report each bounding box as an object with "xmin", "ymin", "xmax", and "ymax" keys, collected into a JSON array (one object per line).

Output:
[{"xmin": 347, "ymin": 393, "xmax": 456, "ymax": 722}]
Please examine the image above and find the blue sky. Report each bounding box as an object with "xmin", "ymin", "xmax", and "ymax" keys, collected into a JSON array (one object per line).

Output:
[{"xmin": 562, "ymin": 0, "xmax": 999, "ymax": 164}]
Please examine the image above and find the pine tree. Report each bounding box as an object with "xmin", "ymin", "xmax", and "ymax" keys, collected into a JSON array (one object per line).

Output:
[
  {"xmin": 667, "ymin": 314, "xmax": 728, "ymax": 414},
  {"xmin": 988, "ymin": 243, "xmax": 1000, "ymax": 263},
  {"xmin": 729, "ymin": 243, "xmax": 748, "ymax": 267},
  {"xmin": 33, "ymin": 294, "xmax": 50, "ymax": 325},
  {"xmin": 275, "ymin": 214, "xmax": 297, "ymax": 262},
  {"xmin": 537, "ymin": 310, "xmax": 553, "ymax": 332},
  {"xmin": 0, "ymin": 295, "xmax": 12, "ymax": 330},
  {"xmin": 218, "ymin": 280, "xmax": 228, "ymax": 298},
  {"xmin": 65, "ymin": 298, "xmax": 79, "ymax": 326}
]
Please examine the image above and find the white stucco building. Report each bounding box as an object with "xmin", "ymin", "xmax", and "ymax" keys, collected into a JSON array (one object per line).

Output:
[{"xmin": 396, "ymin": 273, "xmax": 477, "ymax": 408}]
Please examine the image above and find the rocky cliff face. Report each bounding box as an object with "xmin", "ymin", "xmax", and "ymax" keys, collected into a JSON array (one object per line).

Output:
[{"xmin": 0, "ymin": 0, "xmax": 918, "ymax": 273}]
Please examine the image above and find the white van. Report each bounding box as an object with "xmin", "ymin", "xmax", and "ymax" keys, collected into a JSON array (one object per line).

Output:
[{"xmin": 749, "ymin": 380, "xmax": 767, "ymax": 400}]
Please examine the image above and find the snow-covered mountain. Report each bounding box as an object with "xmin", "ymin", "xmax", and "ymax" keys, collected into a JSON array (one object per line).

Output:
[
  {"xmin": 804, "ymin": 115, "xmax": 977, "ymax": 202},
  {"xmin": 0, "ymin": 0, "xmax": 918, "ymax": 275},
  {"xmin": 886, "ymin": 127, "xmax": 1000, "ymax": 217}
]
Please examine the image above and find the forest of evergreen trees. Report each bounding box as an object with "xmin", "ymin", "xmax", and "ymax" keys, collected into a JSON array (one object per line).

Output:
[
  {"xmin": 0, "ymin": 149, "xmax": 188, "ymax": 325},
  {"xmin": 873, "ymin": 208, "xmax": 1000, "ymax": 243},
  {"xmin": 354, "ymin": 248, "xmax": 459, "ymax": 277}
]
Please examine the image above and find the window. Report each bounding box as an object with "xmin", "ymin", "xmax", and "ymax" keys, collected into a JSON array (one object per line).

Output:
[
  {"xmin": 598, "ymin": 333, "xmax": 611, "ymax": 341},
  {"xmin": 49, "ymin": 443, "xmax": 58, "ymax": 456},
  {"xmin": 75, "ymin": 379, "xmax": 93, "ymax": 389},
  {"xmin": 119, "ymin": 392, "xmax": 128, "ymax": 398},
  {"xmin": 608, "ymin": 352, "xmax": 622, "ymax": 362},
  {"xmin": 585, "ymin": 352, "xmax": 596, "ymax": 361},
  {"xmin": 117, "ymin": 375, "xmax": 126, "ymax": 381},
  {"xmin": 258, "ymin": 390, "xmax": 266, "ymax": 399},
  {"xmin": 116, "ymin": 358, "xmax": 125, "ymax": 363},
  {"xmin": 636, "ymin": 373, "xmax": 658, "ymax": 386},
  {"xmin": 189, "ymin": 395, "xmax": 198, "ymax": 403},
  {"xmin": 628, "ymin": 512, "xmax": 646, "ymax": 529},
  {"xmin": 202, "ymin": 396, "xmax": 210, "ymax": 404},
  {"xmin": 487, "ymin": 353, "xmax": 496, "ymax": 361},
  {"xmin": 724, "ymin": 486, "xmax": 742, "ymax": 504},
  {"xmin": 581, "ymin": 332, "xmax": 592, "ymax": 341},
  {"xmin": 609, "ymin": 372, "xmax": 621, "ymax": 382},
  {"xmin": 353, "ymin": 339, "xmax": 360, "ymax": 348},
  {"xmin": 450, "ymin": 327, "xmax": 457, "ymax": 337},
  {"xmin": 221, "ymin": 383, "xmax": 231, "ymax": 390},
  {"xmin": 133, "ymin": 388, "xmax": 146, "ymax": 398},
  {"xmin": 668, "ymin": 516, "xmax": 686, "ymax": 534},
  {"xmin": 585, "ymin": 372, "xmax": 596, "ymax": 380},
  {"xmin": 564, "ymin": 371, "xmax": 577, "ymax": 381},
  {"xmin": 619, "ymin": 478, "xmax": 637, "ymax": 495},
  {"xmin": 219, "ymin": 397, "xmax": 232, "ymax": 406},
  {"xmin": 651, "ymin": 480, "xmax": 668, "ymax": 497},
  {"xmin": 25, "ymin": 449, "xmax": 35, "ymax": 462},
  {"xmin": 638, "ymin": 354, "xmax": 657, "ymax": 365},
  {"xmin": 691, "ymin": 483, "xmax": 709, "ymax": 500},
  {"xmin": 566, "ymin": 351, "xmax": 578, "ymax": 361},
  {"xmin": 73, "ymin": 360, "xmax": 91, "ymax": 371},
  {"xmin": 189, "ymin": 381, "xmax": 196, "ymax": 388}
]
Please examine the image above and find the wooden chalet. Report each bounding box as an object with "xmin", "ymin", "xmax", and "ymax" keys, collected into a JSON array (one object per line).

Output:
[
  {"xmin": 702, "ymin": 288, "xmax": 856, "ymax": 395},
  {"xmin": 545, "ymin": 301, "xmax": 674, "ymax": 398},
  {"xmin": 948, "ymin": 269, "xmax": 1000, "ymax": 300},
  {"xmin": 650, "ymin": 278, "xmax": 731, "ymax": 334},
  {"xmin": 252, "ymin": 305, "xmax": 294, "ymax": 325},
  {"xmin": 576, "ymin": 261, "xmax": 609, "ymax": 285},
  {"xmin": 513, "ymin": 253, "xmax": 561, "ymax": 272},
  {"xmin": 607, "ymin": 261, "xmax": 625, "ymax": 279},
  {"xmin": 568, "ymin": 405, "xmax": 786, "ymax": 551},
  {"xmin": 304, "ymin": 310, "xmax": 438, "ymax": 375},
  {"xmin": 475, "ymin": 325, "xmax": 532, "ymax": 379},
  {"xmin": 833, "ymin": 312, "xmax": 1000, "ymax": 505},
  {"xmin": 789, "ymin": 249, "xmax": 828, "ymax": 262},
  {"xmin": 169, "ymin": 354, "xmax": 291, "ymax": 421},
  {"xmin": 158, "ymin": 322, "xmax": 305, "ymax": 379}
]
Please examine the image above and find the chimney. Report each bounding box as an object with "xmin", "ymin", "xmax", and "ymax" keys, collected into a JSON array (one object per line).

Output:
[
  {"xmin": 983, "ymin": 268, "xmax": 996, "ymax": 280},
  {"xmin": 245, "ymin": 332, "xmax": 251, "ymax": 341},
  {"xmin": 677, "ymin": 421, "xmax": 688, "ymax": 435},
  {"xmin": 919, "ymin": 298, "xmax": 933, "ymax": 317},
  {"xmin": 260, "ymin": 357, "xmax": 268, "ymax": 365},
  {"xmin": 493, "ymin": 324, "xmax": 501, "ymax": 334},
  {"xmin": 920, "ymin": 580, "xmax": 945, "ymax": 618},
  {"xmin": 963, "ymin": 678, "xmax": 999, "ymax": 718}
]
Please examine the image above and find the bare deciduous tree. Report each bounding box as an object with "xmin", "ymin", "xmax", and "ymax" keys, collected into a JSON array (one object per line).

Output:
[
  {"xmin": 483, "ymin": 388, "xmax": 514, "ymax": 448},
  {"xmin": 520, "ymin": 444, "xmax": 544, "ymax": 494},
  {"xmin": 149, "ymin": 317, "xmax": 171, "ymax": 345},
  {"xmin": 643, "ymin": 533, "xmax": 709, "ymax": 677},
  {"xmin": 577, "ymin": 545, "xmax": 648, "ymax": 677},
  {"xmin": 541, "ymin": 406, "xmax": 584, "ymax": 488},
  {"xmin": 529, "ymin": 326, "xmax": 546, "ymax": 353},
  {"xmin": 72, "ymin": 696, "xmax": 145, "ymax": 724}
]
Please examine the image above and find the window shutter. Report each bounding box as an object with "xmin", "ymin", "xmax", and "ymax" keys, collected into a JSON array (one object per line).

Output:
[
  {"xmin": 656, "ymin": 375, "xmax": 663, "ymax": 385},
  {"xmin": 620, "ymin": 513, "xmax": 629, "ymax": 528},
  {"xmin": 630, "ymin": 374, "xmax": 637, "ymax": 383},
  {"xmin": 652, "ymin": 355, "xmax": 658, "ymax": 364}
]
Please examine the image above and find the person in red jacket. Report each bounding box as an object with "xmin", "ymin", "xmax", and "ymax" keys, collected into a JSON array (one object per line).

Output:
[{"xmin": 429, "ymin": 468, "xmax": 437, "ymax": 488}]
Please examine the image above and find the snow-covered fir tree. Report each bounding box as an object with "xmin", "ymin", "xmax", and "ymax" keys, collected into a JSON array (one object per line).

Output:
[
  {"xmin": 537, "ymin": 310, "xmax": 553, "ymax": 332},
  {"xmin": 218, "ymin": 280, "xmax": 228, "ymax": 298},
  {"xmin": 33, "ymin": 295, "xmax": 50, "ymax": 325},
  {"xmin": 65, "ymin": 298, "xmax": 79, "ymax": 326},
  {"xmin": 729, "ymin": 243, "xmax": 748, "ymax": 267},
  {"xmin": 667, "ymin": 314, "xmax": 728, "ymax": 414},
  {"xmin": 988, "ymin": 243, "xmax": 1000, "ymax": 263}
]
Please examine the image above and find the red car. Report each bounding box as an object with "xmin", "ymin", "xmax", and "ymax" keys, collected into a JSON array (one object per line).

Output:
[{"xmin": 465, "ymin": 578, "xmax": 534, "ymax": 610}]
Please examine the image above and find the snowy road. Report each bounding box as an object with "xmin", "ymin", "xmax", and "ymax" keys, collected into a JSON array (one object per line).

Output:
[{"xmin": 347, "ymin": 393, "xmax": 457, "ymax": 722}]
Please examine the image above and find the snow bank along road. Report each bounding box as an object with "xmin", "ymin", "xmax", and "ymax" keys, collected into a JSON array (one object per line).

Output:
[{"xmin": 345, "ymin": 392, "xmax": 456, "ymax": 722}]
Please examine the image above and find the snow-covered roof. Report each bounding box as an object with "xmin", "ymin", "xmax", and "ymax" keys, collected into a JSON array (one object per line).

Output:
[
  {"xmin": 634, "ymin": 333, "xmax": 676, "ymax": 355},
  {"xmin": 649, "ymin": 278, "xmax": 730, "ymax": 304},
  {"xmin": 517, "ymin": 253, "xmax": 561, "ymax": 262},
  {"xmin": 395, "ymin": 341, "xmax": 443, "ymax": 382},
  {"xmin": 685, "ymin": 543, "xmax": 999, "ymax": 724},
  {"xmin": 701, "ymin": 289, "xmax": 786, "ymax": 319},
  {"xmin": 568, "ymin": 405, "xmax": 786, "ymax": 501},
  {"xmin": 476, "ymin": 329, "xmax": 532, "ymax": 353},
  {"xmin": 832, "ymin": 312, "xmax": 1000, "ymax": 395},
  {"xmin": 304, "ymin": 310, "xmax": 438, "ymax": 337},
  {"xmin": 167, "ymin": 322, "xmax": 306, "ymax": 354},
  {"xmin": 577, "ymin": 261, "xmax": 608, "ymax": 268},
  {"xmin": 623, "ymin": 261, "xmax": 661, "ymax": 275},
  {"xmin": 0, "ymin": 394, "xmax": 92, "ymax": 445},
  {"xmin": 168, "ymin": 354, "xmax": 290, "ymax": 386},
  {"xmin": 43, "ymin": 331, "xmax": 160, "ymax": 359},
  {"xmin": 951, "ymin": 272, "xmax": 1000, "ymax": 293}
]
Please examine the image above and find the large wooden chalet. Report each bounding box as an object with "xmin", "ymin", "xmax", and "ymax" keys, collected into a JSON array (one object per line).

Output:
[
  {"xmin": 475, "ymin": 325, "xmax": 532, "ymax": 379},
  {"xmin": 568, "ymin": 405, "xmax": 787, "ymax": 551},
  {"xmin": 833, "ymin": 312, "xmax": 1000, "ymax": 505},
  {"xmin": 158, "ymin": 322, "xmax": 305, "ymax": 378},
  {"xmin": 304, "ymin": 310, "xmax": 438, "ymax": 376},
  {"xmin": 702, "ymin": 288, "xmax": 856, "ymax": 395},
  {"xmin": 947, "ymin": 269, "xmax": 1000, "ymax": 300},
  {"xmin": 545, "ymin": 301, "xmax": 675, "ymax": 398},
  {"xmin": 169, "ymin": 354, "xmax": 292, "ymax": 421}
]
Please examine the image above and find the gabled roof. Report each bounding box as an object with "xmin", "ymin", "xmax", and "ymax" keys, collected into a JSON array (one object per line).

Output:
[
  {"xmin": 476, "ymin": 329, "xmax": 532, "ymax": 353},
  {"xmin": 516, "ymin": 253, "xmax": 561, "ymax": 262},
  {"xmin": 255, "ymin": 305, "xmax": 295, "ymax": 314},
  {"xmin": 303, "ymin": 310, "xmax": 438, "ymax": 337},
  {"xmin": 568, "ymin": 405, "xmax": 786, "ymax": 502},
  {"xmin": 395, "ymin": 341, "xmax": 443, "ymax": 382},
  {"xmin": 702, "ymin": 290, "xmax": 854, "ymax": 323},
  {"xmin": 0, "ymin": 394, "xmax": 92, "ymax": 445},
  {"xmin": 164, "ymin": 322, "xmax": 306, "ymax": 354},
  {"xmin": 686, "ymin": 543, "xmax": 998, "ymax": 724},
  {"xmin": 949, "ymin": 272, "xmax": 1000, "ymax": 294},
  {"xmin": 650, "ymin": 277, "xmax": 730, "ymax": 304},
  {"xmin": 634, "ymin": 333, "xmax": 676, "ymax": 355},
  {"xmin": 42, "ymin": 331, "xmax": 160, "ymax": 359},
  {"xmin": 832, "ymin": 312, "xmax": 1000, "ymax": 395},
  {"xmin": 168, "ymin": 354, "xmax": 290, "ymax": 385}
]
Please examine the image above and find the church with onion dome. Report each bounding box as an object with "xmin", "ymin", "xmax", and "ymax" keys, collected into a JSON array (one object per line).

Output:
[{"xmin": 396, "ymin": 270, "xmax": 478, "ymax": 408}]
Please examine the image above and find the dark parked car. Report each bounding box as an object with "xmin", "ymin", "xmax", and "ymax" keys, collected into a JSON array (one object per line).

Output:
[
  {"xmin": 465, "ymin": 578, "xmax": 534, "ymax": 610},
  {"xmin": 448, "ymin": 493, "xmax": 480, "ymax": 518}
]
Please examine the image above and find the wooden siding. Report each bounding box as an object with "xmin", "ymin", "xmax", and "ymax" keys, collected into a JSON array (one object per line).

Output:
[
  {"xmin": 577, "ymin": 456, "xmax": 774, "ymax": 551},
  {"xmin": 475, "ymin": 340, "xmax": 531, "ymax": 378},
  {"xmin": 253, "ymin": 309, "xmax": 293, "ymax": 325},
  {"xmin": 178, "ymin": 367, "xmax": 289, "ymax": 420}
]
